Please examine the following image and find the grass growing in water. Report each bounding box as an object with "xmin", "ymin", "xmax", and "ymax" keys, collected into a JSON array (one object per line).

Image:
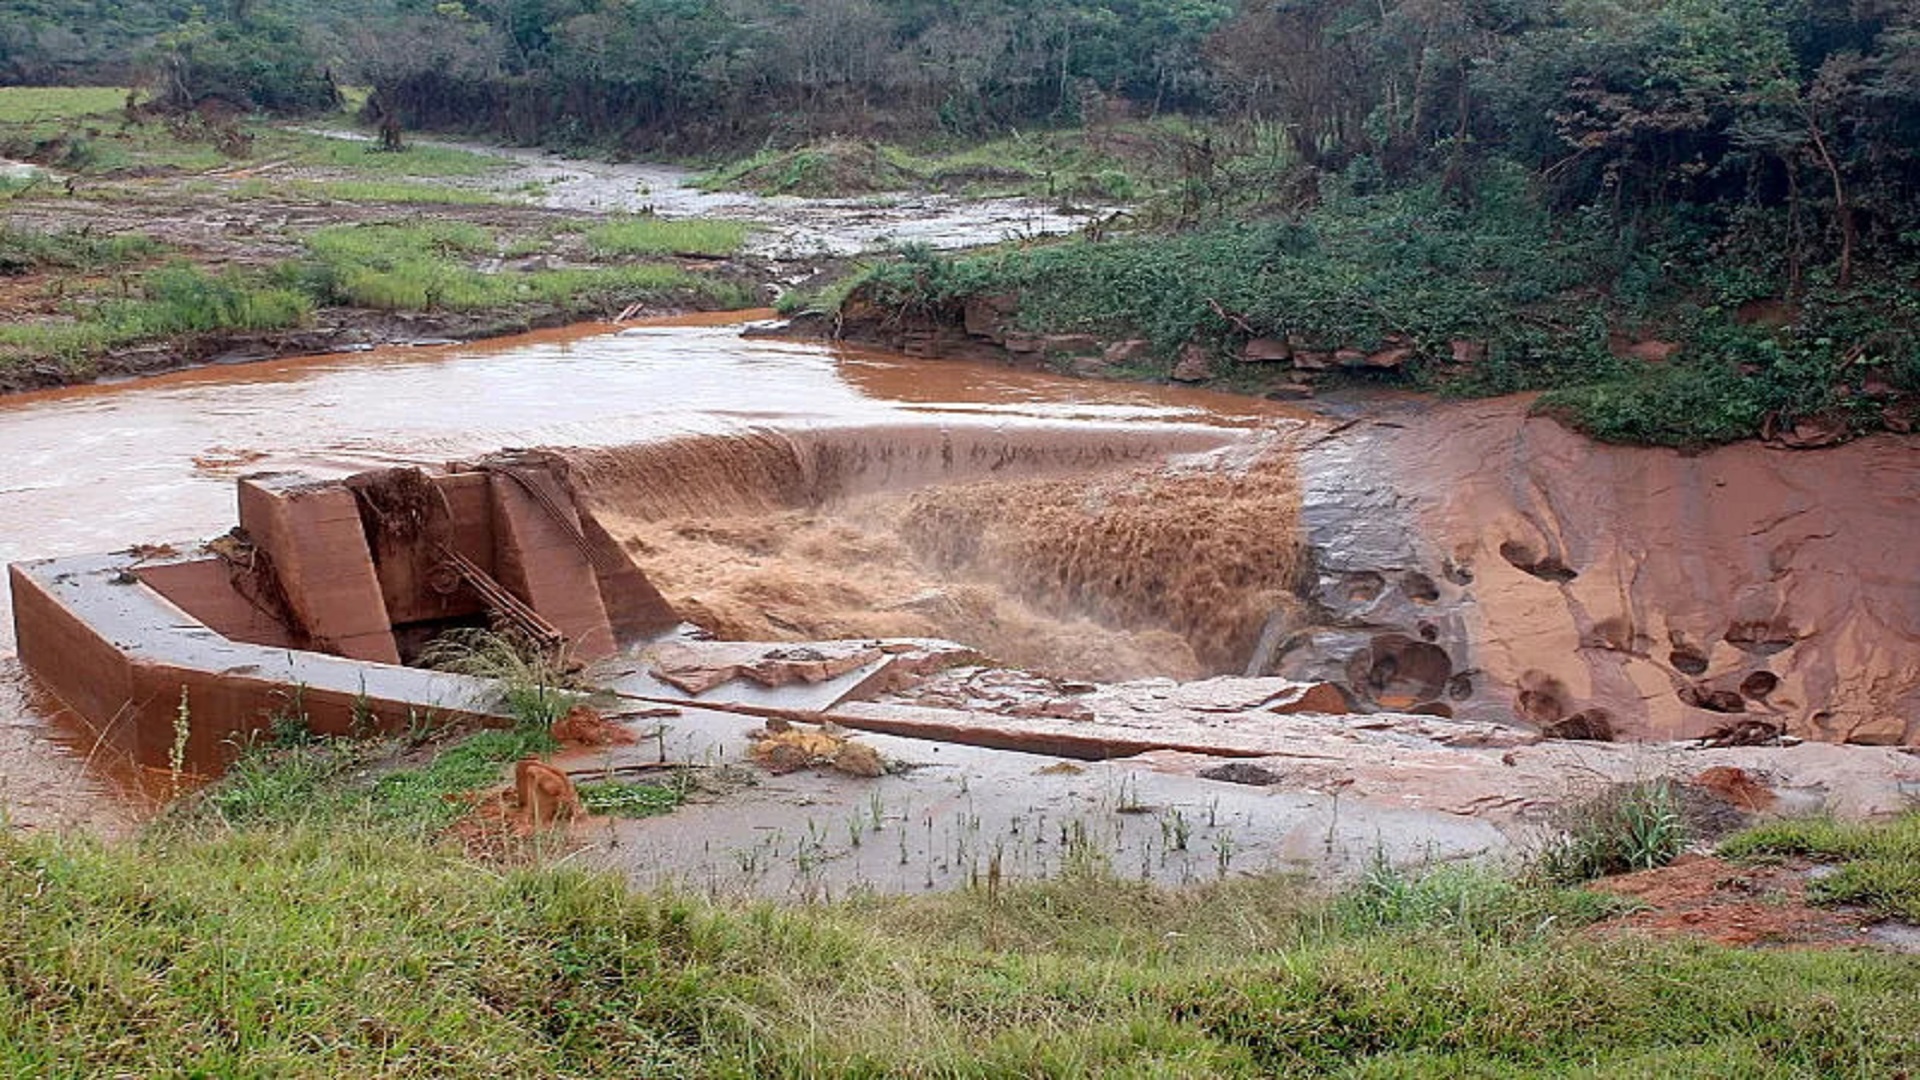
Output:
[
  {"xmin": 299, "ymin": 222, "xmax": 730, "ymax": 314},
  {"xmin": 585, "ymin": 215, "xmax": 748, "ymax": 257},
  {"xmin": 577, "ymin": 777, "xmax": 686, "ymax": 818}
]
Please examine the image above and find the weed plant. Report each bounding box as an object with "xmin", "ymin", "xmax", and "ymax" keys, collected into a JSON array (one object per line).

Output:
[
  {"xmin": 1535, "ymin": 780, "xmax": 1689, "ymax": 885},
  {"xmin": 414, "ymin": 627, "xmax": 580, "ymax": 729}
]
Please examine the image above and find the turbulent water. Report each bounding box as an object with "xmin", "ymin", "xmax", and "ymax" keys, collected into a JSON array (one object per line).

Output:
[
  {"xmin": 0, "ymin": 314, "xmax": 1297, "ymax": 827},
  {"xmin": 578, "ymin": 436, "xmax": 1305, "ymax": 681}
]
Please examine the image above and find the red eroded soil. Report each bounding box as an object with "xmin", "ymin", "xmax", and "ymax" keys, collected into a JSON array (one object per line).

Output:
[
  {"xmin": 1587, "ymin": 854, "xmax": 1869, "ymax": 948},
  {"xmin": 551, "ymin": 704, "xmax": 639, "ymax": 748}
]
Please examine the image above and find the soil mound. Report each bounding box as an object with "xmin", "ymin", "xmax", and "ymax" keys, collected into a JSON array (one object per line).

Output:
[{"xmin": 728, "ymin": 139, "xmax": 920, "ymax": 196}]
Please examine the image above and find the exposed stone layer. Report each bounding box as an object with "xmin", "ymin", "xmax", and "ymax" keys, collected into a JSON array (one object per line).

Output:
[{"xmin": 1285, "ymin": 398, "xmax": 1920, "ymax": 744}]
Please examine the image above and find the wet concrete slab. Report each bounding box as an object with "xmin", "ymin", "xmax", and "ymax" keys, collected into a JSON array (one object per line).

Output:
[
  {"xmin": 597, "ymin": 644, "xmax": 895, "ymax": 715},
  {"xmin": 11, "ymin": 549, "xmax": 506, "ymax": 767},
  {"xmin": 561, "ymin": 702, "xmax": 1507, "ymax": 901}
]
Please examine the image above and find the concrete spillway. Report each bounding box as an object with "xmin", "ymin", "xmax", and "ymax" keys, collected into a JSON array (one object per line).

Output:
[{"xmin": 11, "ymin": 454, "xmax": 675, "ymax": 768}]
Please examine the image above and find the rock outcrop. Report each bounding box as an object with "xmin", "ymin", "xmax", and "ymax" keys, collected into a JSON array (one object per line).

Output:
[{"xmin": 1278, "ymin": 397, "xmax": 1920, "ymax": 744}]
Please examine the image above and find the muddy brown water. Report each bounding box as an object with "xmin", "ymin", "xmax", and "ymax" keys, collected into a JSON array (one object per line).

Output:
[{"xmin": 0, "ymin": 312, "xmax": 1294, "ymax": 831}]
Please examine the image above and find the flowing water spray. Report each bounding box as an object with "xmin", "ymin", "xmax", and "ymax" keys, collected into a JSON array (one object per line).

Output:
[{"xmin": 575, "ymin": 435, "xmax": 1308, "ymax": 681}]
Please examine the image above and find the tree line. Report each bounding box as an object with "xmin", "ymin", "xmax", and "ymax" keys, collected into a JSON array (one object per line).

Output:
[{"xmin": 5, "ymin": 1, "xmax": 1919, "ymax": 278}]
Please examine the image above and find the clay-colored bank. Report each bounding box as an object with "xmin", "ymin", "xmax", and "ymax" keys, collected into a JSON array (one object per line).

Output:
[{"xmin": 1283, "ymin": 398, "xmax": 1920, "ymax": 745}]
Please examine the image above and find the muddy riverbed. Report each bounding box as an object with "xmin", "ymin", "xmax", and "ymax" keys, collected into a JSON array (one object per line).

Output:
[
  {"xmin": 302, "ymin": 129, "xmax": 1112, "ymax": 259},
  {"xmin": 0, "ymin": 128, "xmax": 1111, "ymax": 394}
]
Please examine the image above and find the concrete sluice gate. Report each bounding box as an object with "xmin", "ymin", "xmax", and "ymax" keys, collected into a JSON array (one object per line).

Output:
[{"xmin": 10, "ymin": 451, "xmax": 678, "ymax": 769}]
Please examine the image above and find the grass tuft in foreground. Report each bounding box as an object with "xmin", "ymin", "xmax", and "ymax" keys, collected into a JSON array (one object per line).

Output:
[{"xmin": 1535, "ymin": 779, "xmax": 1690, "ymax": 885}]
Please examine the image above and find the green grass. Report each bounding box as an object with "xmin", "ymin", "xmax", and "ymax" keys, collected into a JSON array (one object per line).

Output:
[
  {"xmin": 0, "ymin": 225, "xmax": 163, "ymax": 272},
  {"xmin": 585, "ymin": 216, "xmax": 749, "ymax": 257},
  {"xmin": 696, "ymin": 139, "xmax": 920, "ymax": 196},
  {"xmin": 298, "ymin": 222, "xmax": 736, "ymax": 314},
  {"xmin": 1721, "ymin": 812, "xmax": 1920, "ymax": 921},
  {"xmin": 0, "ymin": 262, "xmax": 311, "ymax": 373},
  {"xmin": 230, "ymin": 177, "xmax": 508, "ymax": 205},
  {"xmin": 697, "ymin": 124, "xmax": 1172, "ymax": 200},
  {"xmin": 371, "ymin": 729, "xmax": 558, "ymax": 829},
  {"xmin": 1, "ymin": 806, "xmax": 1917, "ymax": 1076},
  {"xmin": 201, "ymin": 727, "xmax": 558, "ymax": 832},
  {"xmin": 0, "ymin": 86, "xmax": 129, "ymax": 124},
  {"xmin": 1332, "ymin": 859, "xmax": 1631, "ymax": 940},
  {"xmin": 256, "ymin": 127, "xmax": 506, "ymax": 178},
  {"xmin": 0, "ymin": 88, "xmax": 502, "ymax": 180},
  {"xmin": 577, "ymin": 777, "xmax": 686, "ymax": 818}
]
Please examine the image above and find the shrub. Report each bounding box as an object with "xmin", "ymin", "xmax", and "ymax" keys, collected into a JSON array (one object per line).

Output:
[{"xmin": 1535, "ymin": 781, "xmax": 1688, "ymax": 884}]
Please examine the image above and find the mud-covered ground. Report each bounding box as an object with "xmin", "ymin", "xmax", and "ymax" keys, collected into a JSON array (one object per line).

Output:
[
  {"xmin": 0, "ymin": 174, "xmax": 768, "ymax": 391},
  {"xmin": 0, "ymin": 121, "xmax": 1107, "ymax": 393}
]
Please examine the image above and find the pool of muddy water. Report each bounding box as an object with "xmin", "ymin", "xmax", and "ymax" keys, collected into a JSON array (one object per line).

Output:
[{"xmin": 0, "ymin": 312, "xmax": 1299, "ymax": 829}]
